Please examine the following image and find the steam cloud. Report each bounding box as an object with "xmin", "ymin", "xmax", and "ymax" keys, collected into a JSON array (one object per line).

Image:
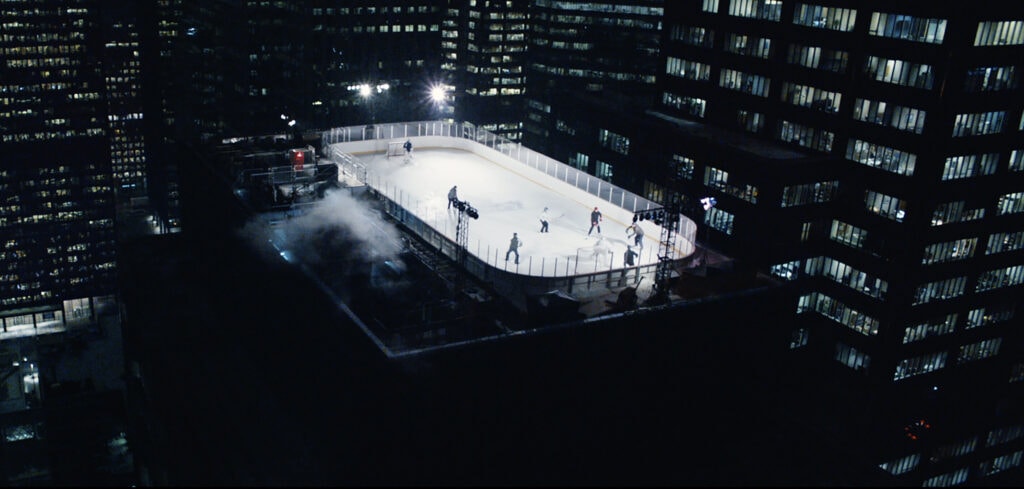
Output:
[{"xmin": 238, "ymin": 188, "xmax": 407, "ymax": 274}]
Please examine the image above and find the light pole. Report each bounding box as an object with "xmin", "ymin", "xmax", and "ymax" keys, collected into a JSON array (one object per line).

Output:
[
  {"xmin": 350, "ymin": 82, "xmax": 390, "ymax": 124},
  {"xmin": 427, "ymin": 82, "xmax": 453, "ymax": 121}
]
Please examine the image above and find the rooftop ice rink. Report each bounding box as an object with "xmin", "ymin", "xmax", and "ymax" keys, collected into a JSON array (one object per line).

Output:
[{"xmin": 323, "ymin": 122, "xmax": 696, "ymax": 280}]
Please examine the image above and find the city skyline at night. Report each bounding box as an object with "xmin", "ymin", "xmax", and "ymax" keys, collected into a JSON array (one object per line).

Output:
[{"xmin": 1, "ymin": 1, "xmax": 1022, "ymax": 485}]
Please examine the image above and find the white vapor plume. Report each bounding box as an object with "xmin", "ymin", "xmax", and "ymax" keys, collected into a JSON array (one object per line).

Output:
[{"xmin": 238, "ymin": 188, "xmax": 407, "ymax": 274}]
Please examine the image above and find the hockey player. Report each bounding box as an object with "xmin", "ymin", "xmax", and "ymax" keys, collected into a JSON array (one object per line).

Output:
[
  {"xmin": 626, "ymin": 222, "xmax": 645, "ymax": 248},
  {"xmin": 539, "ymin": 207, "xmax": 550, "ymax": 233},
  {"xmin": 624, "ymin": 245, "xmax": 638, "ymax": 266},
  {"xmin": 447, "ymin": 185, "xmax": 458, "ymax": 209},
  {"xmin": 505, "ymin": 232, "xmax": 522, "ymax": 265},
  {"xmin": 403, "ymin": 139, "xmax": 413, "ymax": 154},
  {"xmin": 588, "ymin": 206, "xmax": 602, "ymax": 236}
]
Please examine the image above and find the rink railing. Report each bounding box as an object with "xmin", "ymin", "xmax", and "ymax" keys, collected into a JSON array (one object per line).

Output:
[{"xmin": 321, "ymin": 120, "xmax": 666, "ymax": 214}]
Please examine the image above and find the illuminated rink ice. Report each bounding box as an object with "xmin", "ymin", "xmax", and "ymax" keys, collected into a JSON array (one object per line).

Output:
[{"xmin": 332, "ymin": 142, "xmax": 696, "ymax": 277}]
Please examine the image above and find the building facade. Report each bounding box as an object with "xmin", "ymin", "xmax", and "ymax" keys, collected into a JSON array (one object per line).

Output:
[{"xmin": 645, "ymin": 1, "xmax": 1024, "ymax": 485}]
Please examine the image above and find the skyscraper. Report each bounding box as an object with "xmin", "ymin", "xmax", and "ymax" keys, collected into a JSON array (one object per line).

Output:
[
  {"xmin": 645, "ymin": 1, "xmax": 1024, "ymax": 484},
  {"xmin": 0, "ymin": 0, "xmax": 131, "ymax": 483}
]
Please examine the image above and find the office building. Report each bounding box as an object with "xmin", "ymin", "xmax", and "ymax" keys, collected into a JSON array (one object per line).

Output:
[
  {"xmin": 634, "ymin": 1, "xmax": 1024, "ymax": 484},
  {"xmin": 0, "ymin": 0, "xmax": 132, "ymax": 484}
]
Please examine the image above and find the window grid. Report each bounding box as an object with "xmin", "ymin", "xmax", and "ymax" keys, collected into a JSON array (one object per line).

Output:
[
  {"xmin": 913, "ymin": 276, "xmax": 967, "ymax": 305},
  {"xmin": 903, "ymin": 314, "xmax": 957, "ymax": 344},
  {"xmin": 964, "ymin": 66, "xmax": 1018, "ymax": 92},
  {"xmin": 798, "ymin": 292, "xmax": 880, "ymax": 336},
  {"xmin": 780, "ymin": 120, "xmax": 834, "ymax": 152},
  {"xmin": 868, "ymin": 12, "xmax": 946, "ymax": 44},
  {"xmin": 663, "ymin": 92, "xmax": 707, "ymax": 118},
  {"xmin": 782, "ymin": 82, "xmax": 840, "ymax": 112},
  {"xmin": 865, "ymin": 190, "xmax": 907, "ymax": 222},
  {"xmin": 787, "ymin": 43, "xmax": 848, "ymax": 73},
  {"xmin": 728, "ymin": 0, "xmax": 782, "ymax": 22},
  {"xmin": 835, "ymin": 342, "xmax": 871, "ymax": 372},
  {"xmin": 719, "ymin": 68, "xmax": 770, "ymax": 97},
  {"xmin": 953, "ymin": 111, "xmax": 1006, "ymax": 137},
  {"xmin": 724, "ymin": 32, "xmax": 771, "ymax": 59},
  {"xmin": 943, "ymin": 154, "xmax": 999, "ymax": 180},
  {"xmin": 957, "ymin": 337, "xmax": 1002, "ymax": 364},
  {"xmin": 922, "ymin": 237, "xmax": 978, "ymax": 265},
  {"xmin": 781, "ymin": 180, "xmax": 839, "ymax": 207},
  {"xmin": 997, "ymin": 192, "xmax": 1024, "ymax": 215},
  {"xmin": 966, "ymin": 305, "xmax": 1014, "ymax": 330},
  {"xmin": 986, "ymin": 230, "xmax": 1024, "ymax": 255},
  {"xmin": 863, "ymin": 55, "xmax": 934, "ymax": 89},
  {"xmin": 893, "ymin": 351, "xmax": 948, "ymax": 381},
  {"xmin": 976, "ymin": 265, "xmax": 1024, "ymax": 292},
  {"xmin": 793, "ymin": 3, "xmax": 856, "ymax": 31},
  {"xmin": 974, "ymin": 21, "xmax": 1024, "ymax": 46},
  {"xmin": 846, "ymin": 139, "xmax": 916, "ymax": 176}
]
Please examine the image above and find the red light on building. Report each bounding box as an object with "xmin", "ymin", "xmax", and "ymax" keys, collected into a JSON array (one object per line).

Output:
[{"xmin": 291, "ymin": 150, "xmax": 305, "ymax": 170}]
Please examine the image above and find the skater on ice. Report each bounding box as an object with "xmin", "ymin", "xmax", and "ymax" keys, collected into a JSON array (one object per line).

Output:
[
  {"xmin": 624, "ymin": 245, "xmax": 638, "ymax": 266},
  {"xmin": 588, "ymin": 206, "xmax": 602, "ymax": 236},
  {"xmin": 539, "ymin": 207, "xmax": 550, "ymax": 233},
  {"xmin": 403, "ymin": 139, "xmax": 413, "ymax": 155},
  {"xmin": 505, "ymin": 232, "xmax": 522, "ymax": 265},
  {"xmin": 447, "ymin": 185, "xmax": 458, "ymax": 209},
  {"xmin": 626, "ymin": 222, "xmax": 645, "ymax": 249}
]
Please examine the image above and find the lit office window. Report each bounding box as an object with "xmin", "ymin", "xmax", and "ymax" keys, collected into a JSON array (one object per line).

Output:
[
  {"xmin": 893, "ymin": 351, "xmax": 948, "ymax": 381},
  {"xmin": 729, "ymin": 0, "xmax": 782, "ymax": 22},
  {"xmin": 952, "ymin": 111, "xmax": 1006, "ymax": 137},
  {"xmin": 931, "ymin": 201, "xmax": 985, "ymax": 226},
  {"xmin": 922, "ymin": 468, "xmax": 969, "ymax": 487},
  {"xmin": 569, "ymin": 153, "xmax": 589, "ymax": 171},
  {"xmin": 789, "ymin": 328, "xmax": 808, "ymax": 349},
  {"xmin": 966, "ymin": 305, "xmax": 1015, "ymax": 329},
  {"xmin": 903, "ymin": 314, "xmax": 958, "ymax": 344},
  {"xmin": 1012, "ymin": 364, "xmax": 1024, "ymax": 383},
  {"xmin": 879, "ymin": 453, "xmax": 920, "ymax": 475},
  {"xmin": 986, "ymin": 231, "xmax": 1024, "ymax": 255},
  {"xmin": 1009, "ymin": 151, "xmax": 1024, "ymax": 172},
  {"xmin": 997, "ymin": 191, "xmax": 1024, "ymax": 215},
  {"xmin": 865, "ymin": 190, "xmax": 907, "ymax": 222},
  {"xmin": 670, "ymin": 154, "xmax": 695, "ymax": 180},
  {"xmin": 835, "ymin": 342, "xmax": 871, "ymax": 372},
  {"xmin": 793, "ymin": 3, "xmax": 856, "ymax": 31},
  {"xmin": 974, "ymin": 20, "xmax": 1024, "ymax": 46},
  {"xmin": 979, "ymin": 450, "xmax": 1023, "ymax": 477},
  {"xmin": 724, "ymin": 33, "xmax": 771, "ymax": 58},
  {"xmin": 848, "ymin": 100, "xmax": 925, "ymax": 134},
  {"xmin": 701, "ymin": 0, "xmax": 719, "ymax": 13},
  {"xmin": 932, "ymin": 437, "xmax": 979, "ymax": 462},
  {"xmin": 770, "ymin": 260, "xmax": 800, "ymax": 280},
  {"xmin": 986, "ymin": 425, "xmax": 1024, "ymax": 447},
  {"xmin": 942, "ymin": 154, "xmax": 999, "ymax": 180},
  {"xmin": 964, "ymin": 66, "xmax": 1018, "ymax": 92},
  {"xmin": 736, "ymin": 110, "xmax": 764, "ymax": 132},
  {"xmin": 922, "ymin": 238, "xmax": 978, "ymax": 264},
  {"xmin": 595, "ymin": 160, "xmax": 613, "ymax": 181},
  {"xmin": 781, "ymin": 82, "xmax": 841, "ymax": 112},
  {"xmin": 719, "ymin": 68, "xmax": 770, "ymax": 97},
  {"xmin": 597, "ymin": 129, "xmax": 629, "ymax": 155},
  {"xmin": 868, "ymin": 13, "xmax": 946, "ymax": 43},
  {"xmin": 787, "ymin": 43, "xmax": 848, "ymax": 73},
  {"xmin": 958, "ymin": 338, "xmax": 1002, "ymax": 364},
  {"xmin": 814, "ymin": 257, "xmax": 888, "ymax": 299},
  {"xmin": 913, "ymin": 276, "xmax": 967, "ymax": 305},
  {"xmin": 799, "ymin": 292, "xmax": 879, "ymax": 336},
  {"xmin": 976, "ymin": 265, "xmax": 1024, "ymax": 292},
  {"xmin": 670, "ymin": 25, "xmax": 714, "ymax": 48},
  {"xmin": 863, "ymin": 55, "xmax": 934, "ymax": 89},
  {"xmin": 779, "ymin": 120, "xmax": 834, "ymax": 152},
  {"xmin": 665, "ymin": 57, "xmax": 711, "ymax": 81},
  {"xmin": 663, "ymin": 90, "xmax": 704, "ymax": 117},
  {"xmin": 704, "ymin": 166, "xmax": 758, "ymax": 203},
  {"xmin": 704, "ymin": 207, "xmax": 735, "ymax": 235},
  {"xmin": 846, "ymin": 139, "xmax": 916, "ymax": 176},
  {"xmin": 780, "ymin": 180, "xmax": 839, "ymax": 207},
  {"xmin": 830, "ymin": 220, "xmax": 867, "ymax": 249}
]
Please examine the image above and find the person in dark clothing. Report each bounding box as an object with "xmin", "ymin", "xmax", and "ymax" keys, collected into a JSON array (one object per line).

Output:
[
  {"xmin": 539, "ymin": 207, "xmax": 550, "ymax": 233},
  {"xmin": 624, "ymin": 245, "xmax": 638, "ymax": 266},
  {"xmin": 403, "ymin": 139, "xmax": 412, "ymax": 154},
  {"xmin": 505, "ymin": 232, "xmax": 522, "ymax": 264},
  {"xmin": 447, "ymin": 185, "xmax": 458, "ymax": 209},
  {"xmin": 588, "ymin": 206, "xmax": 602, "ymax": 236}
]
